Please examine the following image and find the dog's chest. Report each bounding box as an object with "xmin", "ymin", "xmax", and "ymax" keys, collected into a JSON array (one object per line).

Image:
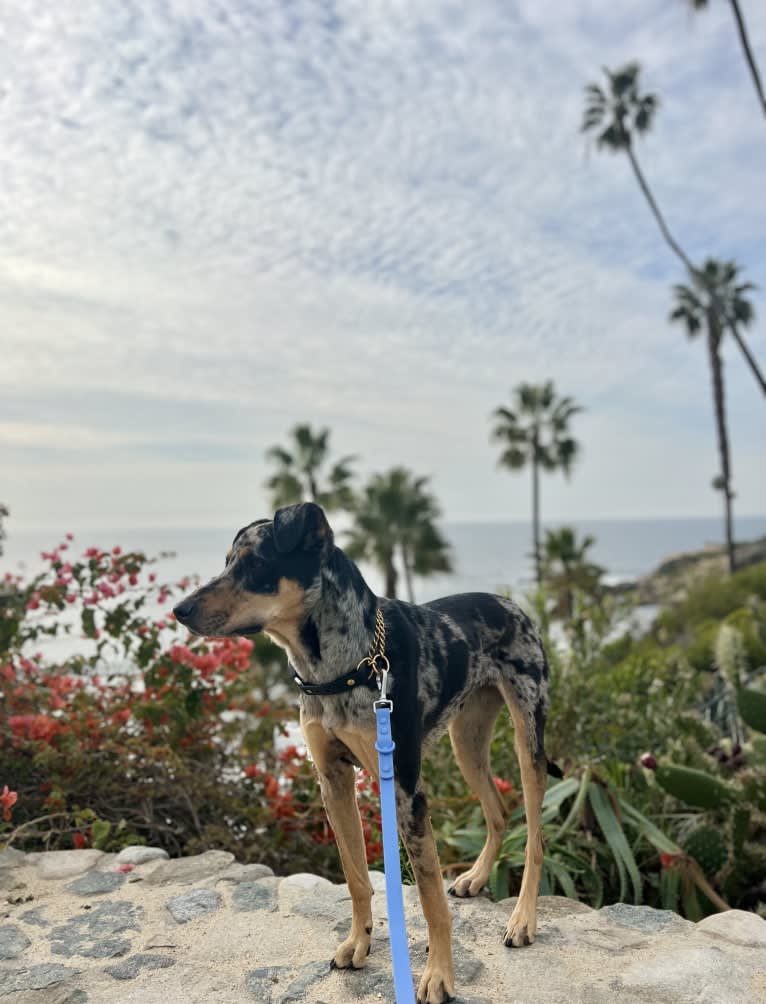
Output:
[{"xmin": 300, "ymin": 690, "xmax": 375, "ymax": 736}]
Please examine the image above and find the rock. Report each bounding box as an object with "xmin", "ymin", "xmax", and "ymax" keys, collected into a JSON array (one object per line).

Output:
[
  {"xmin": 280, "ymin": 873, "xmax": 333, "ymax": 891},
  {"xmin": 231, "ymin": 881, "xmax": 278, "ymax": 913},
  {"xmin": 697, "ymin": 909, "xmax": 766, "ymax": 948},
  {"xmin": 144, "ymin": 850, "xmax": 234, "ymax": 886},
  {"xmin": 103, "ymin": 952, "xmax": 176, "ymax": 980},
  {"xmin": 166, "ymin": 888, "xmax": 222, "ymax": 923},
  {"xmin": 0, "ymin": 848, "xmax": 25, "ymax": 870},
  {"xmin": 19, "ymin": 908, "xmax": 49, "ymax": 927},
  {"xmin": 66, "ymin": 872, "xmax": 125, "ymax": 896},
  {"xmin": 114, "ymin": 846, "xmax": 169, "ymax": 866},
  {"xmin": 0, "ymin": 963, "xmax": 80, "ymax": 996},
  {"xmin": 279, "ymin": 874, "xmax": 347, "ymax": 918},
  {"xmin": 217, "ymin": 862, "xmax": 274, "ymax": 883},
  {"xmin": 618, "ymin": 946, "xmax": 751, "ymax": 1003},
  {"xmin": 144, "ymin": 933, "xmax": 178, "ymax": 949},
  {"xmin": 0, "ymin": 924, "xmax": 31, "ymax": 960},
  {"xmin": 284, "ymin": 880, "xmax": 352, "ymax": 922},
  {"xmin": 49, "ymin": 901, "xmax": 141, "ymax": 959},
  {"xmin": 599, "ymin": 902, "xmax": 690, "ymax": 933},
  {"xmin": 368, "ymin": 870, "xmax": 387, "ymax": 893},
  {"xmin": 35, "ymin": 850, "xmax": 104, "ymax": 880},
  {"xmin": 246, "ymin": 960, "xmax": 329, "ymax": 1003}
]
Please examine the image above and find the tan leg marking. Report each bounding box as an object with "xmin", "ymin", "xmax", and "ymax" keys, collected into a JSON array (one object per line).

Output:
[
  {"xmin": 301, "ymin": 715, "xmax": 373, "ymax": 970},
  {"xmin": 398, "ymin": 788, "xmax": 455, "ymax": 1004},
  {"xmin": 447, "ymin": 686, "xmax": 506, "ymax": 898},
  {"xmin": 498, "ymin": 686, "xmax": 546, "ymax": 947}
]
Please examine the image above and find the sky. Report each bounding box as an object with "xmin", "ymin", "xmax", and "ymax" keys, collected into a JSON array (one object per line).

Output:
[{"xmin": 1, "ymin": 0, "xmax": 765, "ymax": 533}]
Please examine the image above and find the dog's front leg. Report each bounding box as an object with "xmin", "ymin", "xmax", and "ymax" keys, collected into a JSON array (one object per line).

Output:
[
  {"xmin": 398, "ymin": 784, "xmax": 455, "ymax": 1004},
  {"xmin": 302, "ymin": 719, "xmax": 373, "ymax": 970}
]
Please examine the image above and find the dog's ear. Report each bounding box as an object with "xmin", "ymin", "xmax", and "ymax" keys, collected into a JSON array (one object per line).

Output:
[{"xmin": 272, "ymin": 503, "xmax": 334, "ymax": 554}]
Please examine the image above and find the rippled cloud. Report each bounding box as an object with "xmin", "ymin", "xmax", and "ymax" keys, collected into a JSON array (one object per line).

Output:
[{"xmin": 1, "ymin": 0, "xmax": 764, "ymax": 526}]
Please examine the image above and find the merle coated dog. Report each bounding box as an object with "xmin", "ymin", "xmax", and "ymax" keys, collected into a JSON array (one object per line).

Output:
[{"xmin": 173, "ymin": 502, "xmax": 559, "ymax": 1004}]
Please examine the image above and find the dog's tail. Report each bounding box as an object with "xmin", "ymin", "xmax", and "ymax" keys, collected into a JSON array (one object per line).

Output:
[{"xmin": 546, "ymin": 757, "xmax": 564, "ymax": 779}]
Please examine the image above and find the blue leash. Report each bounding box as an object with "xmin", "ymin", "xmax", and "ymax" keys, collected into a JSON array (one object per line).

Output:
[{"xmin": 374, "ymin": 668, "xmax": 416, "ymax": 1004}]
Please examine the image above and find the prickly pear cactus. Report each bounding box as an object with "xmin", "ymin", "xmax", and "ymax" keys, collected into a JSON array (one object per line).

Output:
[
  {"xmin": 736, "ymin": 687, "xmax": 766, "ymax": 735},
  {"xmin": 654, "ymin": 764, "xmax": 736, "ymax": 809},
  {"xmin": 682, "ymin": 825, "xmax": 728, "ymax": 875}
]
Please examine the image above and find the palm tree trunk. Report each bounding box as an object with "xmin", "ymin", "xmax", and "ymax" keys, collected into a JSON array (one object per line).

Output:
[
  {"xmin": 706, "ymin": 313, "xmax": 736, "ymax": 574},
  {"xmin": 401, "ymin": 543, "xmax": 415, "ymax": 604},
  {"xmin": 730, "ymin": 0, "xmax": 766, "ymax": 119},
  {"xmin": 532, "ymin": 452, "xmax": 541, "ymax": 588},
  {"xmin": 626, "ymin": 142, "xmax": 766, "ymax": 398},
  {"xmin": 384, "ymin": 554, "xmax": 398, "ymax": 599},
  {"xmin": 625, "ymin": 143, "xmax": 696, "ymax": 273}
]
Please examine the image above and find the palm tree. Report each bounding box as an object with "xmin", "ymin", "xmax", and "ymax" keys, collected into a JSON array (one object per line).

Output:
[
  {"xmin": 582, "ymin": 62, "xmax": 766, "ymax": 397},
  {"xmin": 265, "ymin": 424, "xmax": 356, "ymax": 512},
  {"xmin": 0, "ymin": 503, "xmax": 8, "ymax": 558},
  {"xmin": 491, "ymin": 383, "xmax": 582, "ymax": 588},
  {"xmin": 688, "ymin": 0, "xmax": 766, "ymax": 121},
  {"xmin": 669, "ymin": 258, "xmax": 756, "ymax": 573},
  {"xmin": 345, "ymin": 468, "xmax": 452, "ymax": 601},
  {"xmin": 542, "ymin": 527, "xmax": 604, "ymax": 620}
]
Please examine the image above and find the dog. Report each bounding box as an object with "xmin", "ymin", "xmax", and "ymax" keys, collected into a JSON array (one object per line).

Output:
[{"xmin": 173, "ymin": 502, "xmax": 559, "ymax": 1004}]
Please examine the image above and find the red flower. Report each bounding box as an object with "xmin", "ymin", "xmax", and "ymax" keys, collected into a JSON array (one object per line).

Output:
[
  {"xmin": 659, "ymin": 852, "xmax": 680, "ymax": 870},
  {"xmin": 1, "ymin": 785, "xmax": 18, "ymax": 821},
  {"xmin": 72, "ymin": 832, "xmax": 88, "ymax": 849},
  {"xmin": 244, "ymin": 765, "xmax": 261, "ymax": 779},
  {"xmin": 8, "ymin": 714, "xmax": 60, "ymax": 743},
  {"xmin": 494, "ymin": 777, "xmax": 514, "ymax": 794}
]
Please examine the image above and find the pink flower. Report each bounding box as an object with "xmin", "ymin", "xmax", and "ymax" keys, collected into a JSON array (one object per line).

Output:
[{"xmin": 116, "ymin": 863, "xmax": 135, "ymax": 873}]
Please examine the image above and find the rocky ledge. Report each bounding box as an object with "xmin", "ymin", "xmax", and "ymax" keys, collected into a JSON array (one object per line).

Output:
[{"xmin": 1, "ymin": 847, "xmax": 765, "ymax": 1003}]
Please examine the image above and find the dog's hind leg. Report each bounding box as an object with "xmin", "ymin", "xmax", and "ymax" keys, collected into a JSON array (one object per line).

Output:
[
  {"xmin": 302, "ymin": 718, "xmax": 374, "ymax": 970},
  {"xmin": 447, "ymin": 685, "xmax": 507, "ymax": 898},
  {"xmin": 497, "ymin": 684, "xmax": 547, "ymax": 947}
]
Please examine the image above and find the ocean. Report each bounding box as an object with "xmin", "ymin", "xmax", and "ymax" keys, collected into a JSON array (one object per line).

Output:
[{"xmin": 4, "ymin": 515, "xmax": 766, "ymax": 602}]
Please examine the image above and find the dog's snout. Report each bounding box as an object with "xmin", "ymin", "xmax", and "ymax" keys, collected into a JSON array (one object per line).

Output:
[{"xmin": 173, "ymin": 598, "xmax": 197, "ymax": 623}]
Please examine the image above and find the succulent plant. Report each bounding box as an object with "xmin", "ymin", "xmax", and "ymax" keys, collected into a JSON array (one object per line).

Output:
[
  {"xmin": 682, "ymin": 824, "xmax": 728, "ymax": 875},
  {"xmin": 653, "ymin": 764, "xmax": 737, "ymax": 810}
]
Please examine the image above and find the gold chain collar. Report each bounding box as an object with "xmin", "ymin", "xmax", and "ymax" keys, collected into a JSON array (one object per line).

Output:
[{"xmin": 356, "ymin": 607, "xmax": 390, "ymax": 681}]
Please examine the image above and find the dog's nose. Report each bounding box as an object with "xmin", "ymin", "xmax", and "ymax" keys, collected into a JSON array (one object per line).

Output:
[{"xmin": 173, "ymin": 598, "xmax": 197, "ymax": 623}]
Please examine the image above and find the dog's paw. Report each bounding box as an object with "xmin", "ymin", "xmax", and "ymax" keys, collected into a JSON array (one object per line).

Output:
[
  {"xmin": 447, "ymin": 870, "xmax": 487, "ymax": 898},
  {"xmin": 416, "ymin": 961, "xmax": 455, "ymax": 1004},
  {"xmin": 503, "ymin": 910, "xmax": 537, "ymax": 948},
  {"xmin": 330, "ymin": 930, "xmax": 372, "ymax": 971}
]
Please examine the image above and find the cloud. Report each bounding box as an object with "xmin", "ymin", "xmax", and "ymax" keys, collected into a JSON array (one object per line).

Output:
[{"xmin": 0, "ymin": 0, "xmax": 764, "ymax": 529}]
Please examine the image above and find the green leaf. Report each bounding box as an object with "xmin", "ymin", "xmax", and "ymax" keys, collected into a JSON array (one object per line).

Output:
[
  {"xmin": 551, "ymin": 767, "xmax": 591, "ymax": 841},
  {"xmin": 544, "ymin": 857, "xmax": 579, "ymax": 900},
  {"xmin": 619, "ymin": 801, "xmax": 681, "ymax": 856},
  {"xmin": 92, "ymin": 819, "xmax": 112, "ymax": 850},
  {"xmin": 489, "ymin": 859, "xmax": 510, "ymax": 902},
  {"xmin": 81, "ymin": 607, "xmax": 97, "ymax": 639},
  {"xmin": 588, "ymin": 783, "xmax": 642, "ymax": 904}
]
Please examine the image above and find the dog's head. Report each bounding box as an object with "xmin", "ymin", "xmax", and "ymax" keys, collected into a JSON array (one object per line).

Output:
[{"xmin": 173, "ymin": 502, "xmax": 333, "ymax": 640}]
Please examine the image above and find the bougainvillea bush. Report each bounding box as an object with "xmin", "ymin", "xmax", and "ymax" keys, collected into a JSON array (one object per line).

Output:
[{"xmin": 0, "ymin": 538, "xmax": 384, "ymax": 875}]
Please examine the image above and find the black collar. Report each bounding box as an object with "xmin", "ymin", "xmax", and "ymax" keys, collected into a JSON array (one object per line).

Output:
[{"xmin": 292, "ymin": 661, "xmax": 378, "ymax": 697}]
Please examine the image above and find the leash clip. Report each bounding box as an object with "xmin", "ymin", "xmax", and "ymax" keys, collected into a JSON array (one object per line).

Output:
[{"xmin": 373, "ymin": 667, "xmax": 392, "ymax": 712}]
